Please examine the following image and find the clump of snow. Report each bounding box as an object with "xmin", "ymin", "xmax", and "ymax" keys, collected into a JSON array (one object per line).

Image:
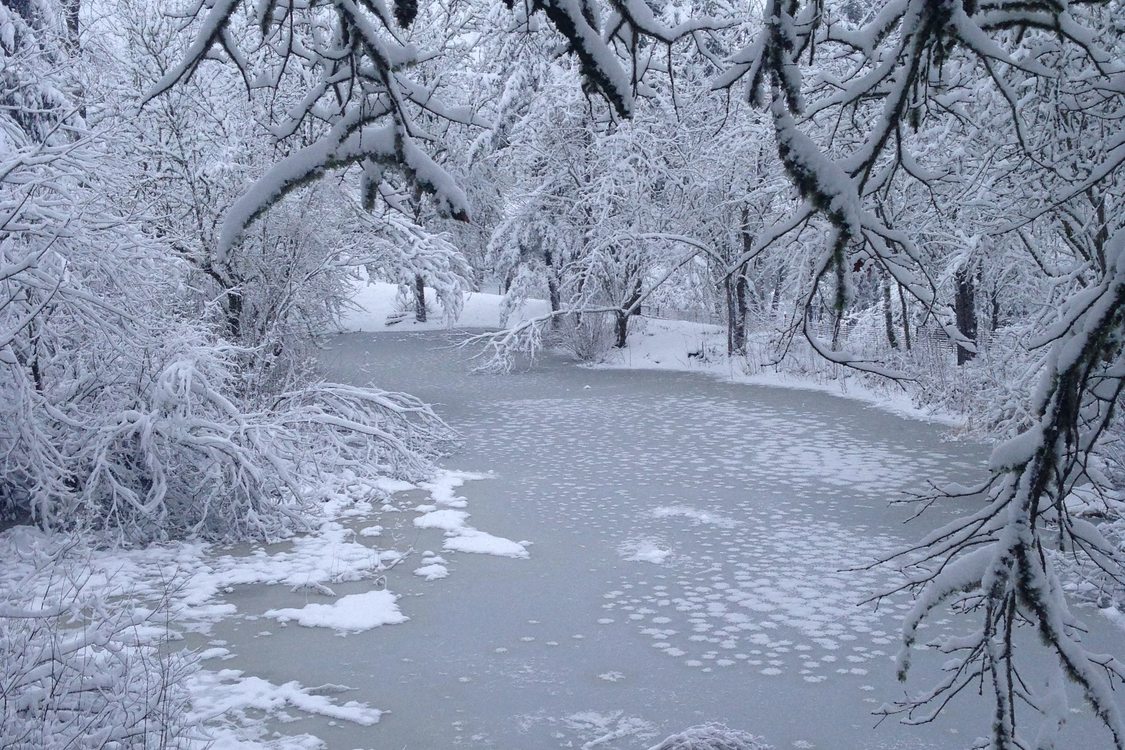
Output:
[
  {"xmin": 188, "ymin": 668, "xmax": 382, "ymax": 739},
  {"xmin": 263, "ymin": 590, "xmax": 407, "ymax": 633},
  {"xmin": 414, "ymin": 508, "xmax": 470, "ymax": 530},
  {"xmin": 420, "ymin": 470, "xmax": 489, "ymax": 507},
  {"xmin": 413, "ymin": 552, "xmax": 450, "ymax": 581},
  {"xmin": 444, "ymin": 528, "xmax": 529, "ymax": 558},
  {"xmin": 652, "ymin": 505, "xmax": 738, "ymax": 529},
  {"xmin": 564, "ymin": 710, "xmax": 657, "ymax": 749},
  {"xmin": 620, "ymin": 538, "xmax": 672, "ymax": 565},
  {"xmin": 414, "ymin": 563, "xmax": 449, "ymax": 580},
  {"xmin": 647, "ymin": 723, "xmax": 772, "ymax": 750},
  {"xmin": 374, "ymin": 477, "xmax": 416, "ymax": 493}
]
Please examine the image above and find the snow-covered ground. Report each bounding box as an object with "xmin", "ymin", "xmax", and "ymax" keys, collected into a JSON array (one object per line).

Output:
[
  {"xmin": 339, "ymin": 277, "xmax": 551, "ymax": 332},
  {"xmin": 597, "ymin": 317, "xmax": 963, "ymax": 426}
]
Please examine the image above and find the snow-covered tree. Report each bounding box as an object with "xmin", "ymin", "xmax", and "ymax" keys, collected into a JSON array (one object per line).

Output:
[
  {"xmin": 148, "ymin": 0, "xmax": 1125, "ymax": 744},
  {"xmin": 710, "ymin": 3, "xmax": 1125, "ymax": 746}
]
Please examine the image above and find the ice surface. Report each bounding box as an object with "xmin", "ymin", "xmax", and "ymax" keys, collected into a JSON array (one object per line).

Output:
[
  {"xmin": 18, "ymin": 326, "xmax": 1119, "ymax": 750},
  {"xmin": 293, "ymin": 332, "xmax": 1124, "ymax": 749}
]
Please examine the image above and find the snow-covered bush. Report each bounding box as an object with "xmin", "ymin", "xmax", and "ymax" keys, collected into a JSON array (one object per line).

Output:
[
  {"xmin": 1, "ymin": 0, "xmax": 459, "ymax": 542},
  {"xmin": 0, "ymin": 535, "xmax": 194, "ymax": 748},
  {"xmin": 559, "ymin": 313, "xmax": 617, "ymax": 363},
  {"xmin": 648, "ymin": 723, "xmax": 772, "ymax": 750}
]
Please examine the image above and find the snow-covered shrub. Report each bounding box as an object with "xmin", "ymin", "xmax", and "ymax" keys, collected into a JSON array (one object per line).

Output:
[
  {"xmin": 0, "ymin": 535, "xmax": 194, "ymax": 748},
  {"xmin": 1, "ymin": 0, "xmax": 460, "ymax": 543},
  {"xmin": 559, "ymin": 313, "xmax": 617, "ymax": 363},
  {"xmin": 648, "ymin": 723, "xmax": 772, "ymax": 750},
  {"xmin": 5, "ymin": 319, "xmax": 453, "ymax": 542}
]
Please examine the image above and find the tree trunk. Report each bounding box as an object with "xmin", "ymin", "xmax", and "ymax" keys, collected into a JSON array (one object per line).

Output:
[
  {"xmin": 614, "ymin": 311, "xmax": 629, "ymax": 349},
  {"xmin": 727, "ymin": 266, "xmax": 749, "ymax": 355},
  {"xmin": 769, "ymin": 267, "xmax": 784, "ymax": 315},
  {"xmin": 615, "ymin": 278, "xmax": 642, "ymax": 348},
  {"xmin": 226, "ymin": 287, "xmax": 243, "ymax": 340},
  {"xmin": 414, "ymin": 274, "xmax": 426, "ymax": 323},
  {"xmin": 898, "ymin": 284, "xmax": 912, "ymax": 350},
  {"xmin": 545, "ymin": 248, "xmax": 561, "ymax": 328},
  {"xmin": 725, "ymin": 276, "xmax": 735, "ymax": 355},
  {"xmin": 954, "ymin": 265, "xmax": 977, "ymax": 364},
  {"xmin": 883, "ymin": 276, "xmax": 898, "ymax": 349},
  {"xmin": 990, "ymin": 281, "xmax": 1001, "ymax": 332}
]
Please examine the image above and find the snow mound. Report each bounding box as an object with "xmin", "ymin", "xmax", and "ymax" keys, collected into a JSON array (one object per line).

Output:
[
  {"xmin": 413, "ymin": 563, "xmax": 449, "ymax": 580},
  {"xmin": 444, "ymin": 528, "xmax": 528, "ymax": 558},
  {"xmin": 620, "ymin": 538, "xmax": 672, "ymax": 564},
  {"xmin": 264, "ymin": 590, "xmax": 407, "ymax": 633},
  {"xmin": 648, "ymin": 724, "xmax": 772, "ymax": 750}
]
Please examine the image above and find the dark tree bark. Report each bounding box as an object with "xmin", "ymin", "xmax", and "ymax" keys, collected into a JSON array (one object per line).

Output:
[
  {"xmin": 726, "ymin": 266, "xmax": 749, "ymax": 355},
  {"xmin": 544, "ymin": 248, "xmax": 561, "ymax": 329},
  {"xmin": 615, "ymin": 278, "xmax": 642, "ymax": 348},
  {"xmin": 729, "ymin": 213, "xmax": 754, "ymax": 356},
  {"xmin": 990, "ymin": 280, "xmax": 1002, "ymax": 332},
  {"xmin": 226, "ymin": 287, "xmax": 243, "ymax": 340},
  {"xmin": 62, "ymin": 0, "xmax": 79, "ymax": 48},
  {"xmin": 734, "ymin": 272, "xmax": 749, "ymax": 353},
  {"xmin": 414, "ymin": 274, "xmax": 427, "ymax": 323},
  {"xmin": 883, "ymin": 276, "xmax": 898, "ymax": 349},
  {"xmin": 898, "ymin": 284, "xmax": 912, "ymax": 350},
  {"xmin": 769, "ymin": 266, "xmax": 785, "ymax": 314},
  {"xmin": 955, "ymin": 265, "xmax": 977, "ymax": 364},
  {"xmin": 202, "ymin": 266, "xmax": 243, "ymax": 340}
]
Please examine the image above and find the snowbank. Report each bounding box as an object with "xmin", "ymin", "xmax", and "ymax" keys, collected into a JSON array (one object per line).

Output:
[
  {"xmin": 597, "ymin": 317, "xmax": 962, "ymax": 426},
  {"xmin": 340, "ymin": 278, "xmax": 549, "ymax": 332}
]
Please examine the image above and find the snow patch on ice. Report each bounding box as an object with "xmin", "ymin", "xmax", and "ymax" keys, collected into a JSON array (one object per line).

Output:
[
  {"xmin": 413, "ymin": 470, "xmax": 530, "ymax": 559},
  {"xmin": 263, "ymin": 590, "xmax": 407, "ymax": 633},
  {"xmin": 652, "ymin": 505, "xmax": 738, "ymax": 528},
  {"xmin": 444, "ymin": 528, "xmax": 529, "ymax": 558},
  {"xmin": 188, "ymin": 667, "xmax": 382, "ymax": 743},
  {"xmin": 413, "ymin": 563, "xmax": 449, "ymax": 580},
  {"xmin": 564, "ymin": 710, "xmax": 657, "ymax": 749},
  {"xmin": 420, "ymin": 469, "xmax": 488, "ymax": 507},
  {"xmin": 620, "ymin": 538, "xmax": 672, "ymax": 565},
  {"xmin": 414, "ymin": 508, "xmax": 470, "ymax": 531}
]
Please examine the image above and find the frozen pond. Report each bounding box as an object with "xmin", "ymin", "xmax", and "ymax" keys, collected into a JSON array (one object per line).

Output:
[{"xmin": 197, "ymin": 331, "xmax": 1123, "ymax": 749}]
